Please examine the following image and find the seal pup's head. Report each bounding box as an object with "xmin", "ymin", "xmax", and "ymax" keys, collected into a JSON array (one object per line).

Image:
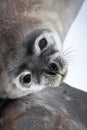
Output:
[
  {"xmin": 0, "ymin": 0, "xmax": 84, "ymax": 98},
  {"xmin": 0, "ymin": 28, "xmax": 68, "ymax": 98}
]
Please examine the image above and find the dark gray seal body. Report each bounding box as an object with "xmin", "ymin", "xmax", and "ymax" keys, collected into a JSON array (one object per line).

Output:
[{"xmin": 0, "ymin": 83, "xmax": 87, "ymax": 130}]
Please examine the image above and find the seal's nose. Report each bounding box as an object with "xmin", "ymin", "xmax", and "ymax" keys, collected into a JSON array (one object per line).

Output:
[
  {"xmin": 47, "ymin": 57, "xmax": 68, "ymax": 77},
  {"xmin": 48, "ymin": 62, "xmax": 58, "ymax": 72}
]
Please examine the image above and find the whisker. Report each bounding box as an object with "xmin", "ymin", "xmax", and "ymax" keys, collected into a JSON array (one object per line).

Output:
[
  {"xmin": 63, "ymin": 49, "xmax": 77, "ymax": 57},
  {"xmin": 64, "ymin": 55, "xmax": 77, "ymax": 60},
  {"xmin": 66, "ymin": 56, "xmax": 78, "ymax": 63},
  {"xmin": 63, "ymin": 45, "xmax": 79, "ymax": 61},
  {"xmin": 62, "ymin": 45, "xmax": 80, "ymax": 70},
  {"xmin": 63, "ymin": 45, "xmax": 78, "ymax": 57},
  {"xmin": 63, "ymin": 46, "xmax": 76, "ymax": 53}
]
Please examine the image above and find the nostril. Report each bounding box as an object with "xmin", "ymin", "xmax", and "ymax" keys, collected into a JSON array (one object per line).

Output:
[{"xmin": 49, "ymin": 63, "xmax": 58, "ymax": 72}]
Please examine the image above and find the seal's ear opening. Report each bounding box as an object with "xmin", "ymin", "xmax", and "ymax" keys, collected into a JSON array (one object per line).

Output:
[{"xmin": 55, "ymin": 0, "xmax": 84, "ymax": 42}]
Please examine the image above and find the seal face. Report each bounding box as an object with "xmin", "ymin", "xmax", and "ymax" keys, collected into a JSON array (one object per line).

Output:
[{"xmin": 0, "ymin": 29, "xmax": 68, "ymax": 98}]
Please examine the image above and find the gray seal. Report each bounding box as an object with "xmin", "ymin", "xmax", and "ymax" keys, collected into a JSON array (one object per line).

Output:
[{"xmin": 0, "ymin": 0, "xmax": 84, "ymax": 98}]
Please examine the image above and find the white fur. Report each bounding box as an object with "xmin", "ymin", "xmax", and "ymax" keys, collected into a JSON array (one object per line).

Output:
[
  {"xmin": 13, "ymin": 70, "xmax": 31, "ymax": 91},
  {"xmin": 11, "ymin": 71, "xmax": 46, "ymax": 98}
]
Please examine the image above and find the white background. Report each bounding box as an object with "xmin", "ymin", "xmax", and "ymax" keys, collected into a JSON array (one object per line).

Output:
[{"xmin": 64, "ymin": 0, "xmax": 87, "ymax": 92}]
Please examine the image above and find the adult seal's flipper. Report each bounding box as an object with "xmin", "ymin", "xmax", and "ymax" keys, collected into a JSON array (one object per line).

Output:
[{"xmin": 0, "ymin": 83, "xmax": 87, "ymax": 130}]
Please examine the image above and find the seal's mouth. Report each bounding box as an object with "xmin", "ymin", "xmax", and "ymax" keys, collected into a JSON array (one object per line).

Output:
[
  {"xmin": 45, "ymin": 70, "xmax": 56, "ymax": 76},
  {"xmin": 45, "ymin": 70, "xmax": 63, "ymax": 77}
]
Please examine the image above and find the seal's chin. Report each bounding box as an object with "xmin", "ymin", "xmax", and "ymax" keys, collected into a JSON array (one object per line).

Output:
[
  {"xmin": 45, "ymin": 70, "xmax": 64, "ymax": 78},
  {"xmin": 46, "ymin": 70, "xmax": 62, "ymax": 78}
]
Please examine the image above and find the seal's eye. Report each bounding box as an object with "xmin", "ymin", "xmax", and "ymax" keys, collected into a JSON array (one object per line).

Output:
[
  {"xmin": 19, "ymin": 72, "xmax": 32, "ymax": 87},
  {"xmin": 38, "ymin": 38, "xmax": 47, "ymax": 50},
  {"xmin": 22, "ymin": 74, "xmax": 31, "ymax": 84},
  {"xmin": 13, "ymin": 71, "xmax": 32, "ymax": 89}
]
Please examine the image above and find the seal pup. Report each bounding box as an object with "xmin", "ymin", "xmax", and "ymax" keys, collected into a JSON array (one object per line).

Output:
[{"xmin": 0, "ymin": 0, "xmax": 84, "ymax": 98}]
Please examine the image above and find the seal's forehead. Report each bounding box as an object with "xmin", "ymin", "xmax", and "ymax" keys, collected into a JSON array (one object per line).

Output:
[
  {"xmin": 24, "ymin": 28, "xmax": 51, "ymax": 42},
  {"xmin": 22, "ymin": 28, "xmax": 52, "ymax": 54}
]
